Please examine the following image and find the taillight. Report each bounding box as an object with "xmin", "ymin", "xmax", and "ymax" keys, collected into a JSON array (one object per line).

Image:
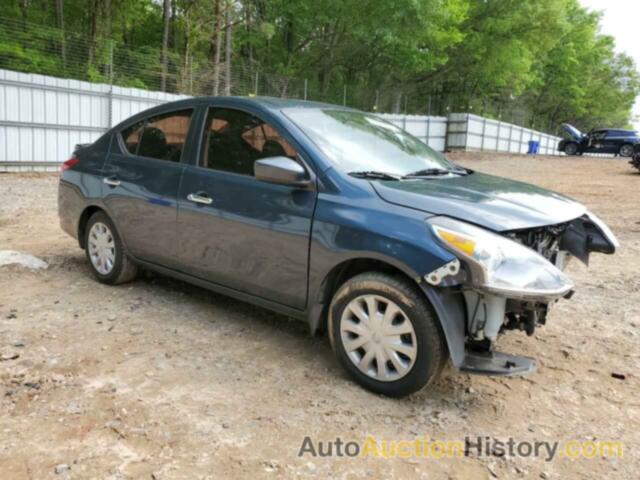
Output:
[{"xmin": 60, "ymin": 156, "xmax": 79, "ymax": 173}]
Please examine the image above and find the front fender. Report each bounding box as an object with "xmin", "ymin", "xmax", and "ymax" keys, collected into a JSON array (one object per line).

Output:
[
  {"xmin": 420, "ymin": 285, "xmax": 467, "ymax": 368},
  {"xmin": 306, "ymin": 192, "xmax": 457, "ymax": 333}
]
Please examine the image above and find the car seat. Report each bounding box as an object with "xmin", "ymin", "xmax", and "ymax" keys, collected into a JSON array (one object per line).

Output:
[
  {"xmin": 138, "ymin": 127, "xmax": 169, "ymax": 160},
  {"xmin": 261, "ymin": 139, "xmax": 287, "ymax": 158}
]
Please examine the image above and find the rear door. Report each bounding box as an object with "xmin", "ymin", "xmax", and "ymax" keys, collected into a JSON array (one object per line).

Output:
[
  {"xmin": 103, "ymin": 108, "xmax": 196, "ymax": 268},
  {"xmin": 176, "ymin": 106, "xmax": 316, "ymax": 309},
  {"xmin": 602, "ymin": 130, "xmax": 628, "ymax": 153}
]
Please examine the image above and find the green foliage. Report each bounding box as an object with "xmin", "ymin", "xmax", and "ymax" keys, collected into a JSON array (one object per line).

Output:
[{"xmin": 0, "ymin": 0, "xmax": 637, "ymax": 130}]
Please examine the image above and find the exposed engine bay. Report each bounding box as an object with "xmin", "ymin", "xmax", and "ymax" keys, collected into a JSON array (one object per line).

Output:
[{"xmin": 464, "ymin": 214, "xmax": 616, "ymax": 348}]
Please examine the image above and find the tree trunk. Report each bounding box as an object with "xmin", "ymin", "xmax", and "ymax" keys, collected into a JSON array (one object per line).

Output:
[
  {"xmin": 160, "ymin": 0, "xmax": 171, "ymax": 92},
  {"xmin": 55, "ymin": 0, "xmax": 66, "ymax": 70},
  {"xmin": 170, "ymin": 0, "xmax": 177, "ymax": 50},
  {"xmin": 211, "ymin": 0, "xmax": 222, "ymax": 95},
  {"xmin": 103, "ymin": 0, "xmax": 112, "ymax": 35},
  {"xmin": 240, "ymin": 0, "xmax": 253, "ymax": 64},
  {"xmin": 181, "ymin": 8, "xmax": 189, "ymax": 93},
  {"xmin": 224, "ymin": 3, "xmax": 232, "ymax": 96},
  {"xmin": 393, "ymin": 91, "xmax": 402, "ymax": 114},
  {"xmin": 87, "ymin": 0, "xmax": 98, "ymax": 68},
  {"xmin": 19, "ymin": 0, "xmax": 28, "ymax": 31}
]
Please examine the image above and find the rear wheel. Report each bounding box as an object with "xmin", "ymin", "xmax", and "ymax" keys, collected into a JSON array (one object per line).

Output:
[
  {"xmin": 328, "ymin": 272, "xmax": 447, "ymax": 397},
  {"xmin": 84, "ymin": 211, "xmax": 137, "ymax": 285},
  {"xmin": 619, "ymin": 143, "xmax": 634, "ymax": 157},
  {"xmin": 564, "ymin": 142, "xmax": 579, "ymax": 155}
]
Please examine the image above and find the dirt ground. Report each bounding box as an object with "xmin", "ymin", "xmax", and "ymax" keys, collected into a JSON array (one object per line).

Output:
[{"xmin": 0, "ymin": 153, "xmax": 638, "ymax": 479}]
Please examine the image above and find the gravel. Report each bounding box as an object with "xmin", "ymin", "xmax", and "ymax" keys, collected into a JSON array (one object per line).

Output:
[{"xmin": 0, "ymin": 154, "xmax": 638, "ymax": 479}]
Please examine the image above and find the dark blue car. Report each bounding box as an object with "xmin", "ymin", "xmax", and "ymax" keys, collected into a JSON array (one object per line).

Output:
[
  {"xmin": 58, "ymin": 97, "xmax": 618, "ymax": 396},
  {"xmin": 558, "ymin": 123, "xmax": 639, "ymax": 156}
]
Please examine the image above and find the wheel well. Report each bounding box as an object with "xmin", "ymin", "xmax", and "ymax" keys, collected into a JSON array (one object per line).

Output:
[
  {"xmin": 311, "ymin": 258, "xmax": 419, "ymax": 333},
  {"xmin": 77, "ymin": 206, "xmax": 104, "ymax": 249}
]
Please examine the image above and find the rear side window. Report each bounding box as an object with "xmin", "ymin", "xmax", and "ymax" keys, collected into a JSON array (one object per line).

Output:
[
  {"xmin": 122, "ymin": 122, "xmax": 144, "ymax": 155},
  {"xmin": 200, "ymin": 107, "xmax": 297, "ymax": 175},
  {"xmin": 121, "ymin": 109, "xmax": 193, "ymax": 162}
]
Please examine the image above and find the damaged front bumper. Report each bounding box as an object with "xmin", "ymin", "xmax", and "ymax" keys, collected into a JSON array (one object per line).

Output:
[{"xmin": 423, "ymin": 211, "xmax": 618, "ymax": 377}]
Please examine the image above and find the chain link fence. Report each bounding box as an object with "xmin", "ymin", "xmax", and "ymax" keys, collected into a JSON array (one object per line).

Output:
[{"xmin": 0, "ymin": 15, "xmax": 559, "ymax": 132}]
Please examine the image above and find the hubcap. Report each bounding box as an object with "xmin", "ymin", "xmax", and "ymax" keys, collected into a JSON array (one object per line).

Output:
[
  {"xmin": 565, "ymin": 144, "xmax": 577, "ymax": 155},
  {"xmin": 340, "ymin": 295, "xmax": 417, "ymax": 382},
  {"xmin": 88, "ymin": 222, "xmax": 116, "ymax": 275}
]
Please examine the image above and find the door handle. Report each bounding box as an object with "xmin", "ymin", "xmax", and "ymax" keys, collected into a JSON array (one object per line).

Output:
[
  {"xmin": 103, "ymin": 176, "xmax": 121, "ymax": 187},
  {"xmin": 187, "ymin": 192, "xmax": 213, "ymax": 205}
]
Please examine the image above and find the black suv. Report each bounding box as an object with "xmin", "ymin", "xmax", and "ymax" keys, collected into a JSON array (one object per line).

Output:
[
  {"xmin": 630, "ymin": 144, "xmax": 640, "ymax": 172},
  {"xmin": 558, "ymin": 123, "xmax": 639, "ymax": 157}
]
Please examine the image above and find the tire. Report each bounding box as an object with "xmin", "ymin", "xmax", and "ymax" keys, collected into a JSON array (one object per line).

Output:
[
  {"xmin": 619, "ymin": 144, "xmax": 634, "ymax": 157},
  {"xmin": 328, "ymin": 272, "xmax": 447, "ymax": 397},
  {"xmin": 564, "ymin": 142, "xmax": 579, "ymax": 155},
  {"xmin": 84, "ymin": 211, "xmax": 137, "ymax": 285}
]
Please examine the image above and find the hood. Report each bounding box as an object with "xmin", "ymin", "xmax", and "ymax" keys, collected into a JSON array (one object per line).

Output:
[
  {"xmin": 561, "ymin": 123, "xmax": 584, "ymax": 141},
  {"xmin": 371, "ymin": 172, "xmax": 586, "ymax": 231}
]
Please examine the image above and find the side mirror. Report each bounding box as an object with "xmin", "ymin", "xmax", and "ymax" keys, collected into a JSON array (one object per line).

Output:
[{"xmin": 254, "ymin": 156, "xmax": 311, "ymax": 187}]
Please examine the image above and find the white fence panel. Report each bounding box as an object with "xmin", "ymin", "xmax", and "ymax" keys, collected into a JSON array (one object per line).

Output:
[
  {"xmin": 110, "ymin": 85, "xmax": 186, "ymax": 126},
  {"xmin": 446, "ymin": 113, "xmax": 563, "ymax": 156},
  {"xmin": 378, "ymin": 114, "xmax": 448, "ymax": 152},
  {"xmin": 0, "ymin": 68, "xmax": 185, "ymax": 171},
  {"xmin": 1, "ymin": 68, "xmax": 588, "ymax": 171}
]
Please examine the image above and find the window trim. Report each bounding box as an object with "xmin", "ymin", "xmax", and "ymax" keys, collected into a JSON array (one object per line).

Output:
[
  {"xmin": 194, "ymin": 105, "xmax": 315, "ymax": 182},
  {"xmin": 120, "ymin": 119, "xmax": 146, "ymax": 157},
  {"xmin": 117, "ymin": 108, "xmax": 195, "ymax": 164}
]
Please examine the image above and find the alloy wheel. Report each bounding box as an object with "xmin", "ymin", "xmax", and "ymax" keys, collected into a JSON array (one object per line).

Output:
[{"xmin": 620, "ymin": 144, "xmax": 634, "ymax": 157}]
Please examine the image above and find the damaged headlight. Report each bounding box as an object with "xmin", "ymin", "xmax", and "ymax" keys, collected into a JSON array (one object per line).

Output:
[{"xmin": 427, "ymin": 216, "xmax": 574, "ymax": 300}]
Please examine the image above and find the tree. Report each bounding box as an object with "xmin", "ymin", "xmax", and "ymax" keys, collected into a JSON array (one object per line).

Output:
[
  {"xmin": 223, "ymin": 0, "xmax": 232, "ymax": 95},
  {"xmin": 161, "ymin": 0, "xmax": 171, "ymax": 91},
  {"xmin": 0, "ymin": 0, "xmax": 637, "ymax": 129}
]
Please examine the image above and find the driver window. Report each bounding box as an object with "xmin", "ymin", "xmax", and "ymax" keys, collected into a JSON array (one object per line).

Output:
[{"xmin": 200, "ymin": 107, "xmax": 297, "ymax": 175}]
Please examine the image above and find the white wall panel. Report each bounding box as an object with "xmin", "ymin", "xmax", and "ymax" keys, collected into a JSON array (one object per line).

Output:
[
  {"xmin": 1, "ymin": 68, "xmax": 572, "ymax": 171},
  {"xmin": 445, "ymin": 113, "xmax": 563, "ymax": 156},
  {"xmin": 378, "ymin": 114, "xmax": 448, "ymax": 152},
  {"xmin": 0, "ymin": 68, "xmax": 188, "ymax": 169}
]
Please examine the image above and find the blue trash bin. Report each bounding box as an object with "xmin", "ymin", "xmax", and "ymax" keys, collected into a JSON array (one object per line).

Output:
[{"xmin": 527, "ymin": 140, "xmax": 539, "ymax": 155}]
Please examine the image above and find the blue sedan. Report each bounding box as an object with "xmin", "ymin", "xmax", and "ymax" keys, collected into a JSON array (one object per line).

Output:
[{"xmin": 58, "ymin": 97, "xmax": 618, "ymax": 396}]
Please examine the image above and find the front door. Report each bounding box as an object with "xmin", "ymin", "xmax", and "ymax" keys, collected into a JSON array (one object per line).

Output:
[
  {"xmin": 103, "ymin": 108, "xmax": 194, "ymax": 267},
  {"xmin": 176, "ymin": 107, "xmax": 316, "ymax": 309}
]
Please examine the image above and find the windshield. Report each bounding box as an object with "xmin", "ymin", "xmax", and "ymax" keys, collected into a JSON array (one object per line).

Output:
[{"xmin": 283, "ymin": 108, "xmax": 455, "ymax": 176}]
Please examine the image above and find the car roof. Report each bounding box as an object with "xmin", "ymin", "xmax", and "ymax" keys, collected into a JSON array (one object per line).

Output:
[
  {"xmin": 593, "ymin": 128, "xmax": 636, "ymax": 133},
  {"xmin": 156, "ymin": 95, "xmax": 352, "ymax": 112},
  {"xmin": 109, "ymin": 95, "xmax": 358, "ymax": 135}
]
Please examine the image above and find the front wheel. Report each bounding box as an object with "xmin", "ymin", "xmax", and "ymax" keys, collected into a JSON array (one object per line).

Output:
[
  {"xmin": 84, "ymin": 211, "xmax": 138, "ymax": 285},
  {"xmin": 328, "ymin": 272, "xmax": 447, "ymax": 397},
  {"xmin": 564, "ymin": 142, "xmax": 579, "ymax": 155}
]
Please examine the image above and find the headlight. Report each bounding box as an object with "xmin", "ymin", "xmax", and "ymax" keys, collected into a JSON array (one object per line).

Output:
[{"xmin": 427, "ymin": 216, "xmax": 574, "ymax": 300}]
